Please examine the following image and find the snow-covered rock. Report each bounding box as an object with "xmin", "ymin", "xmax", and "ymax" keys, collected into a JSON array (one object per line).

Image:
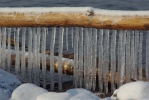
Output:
[
  {"xmin": 116, "ymin": 81, "xmax": 149, "ymax": 100},
  {"xmin": 36, "ymin": 92, "xmax": 72, "ymax": 100},
  {"xmin": 0, "ymin": 69, "xmax": 21, "ymax": 98},
  {"xmin": 10, "ymin": 83, "xmax": 48, "ymax": 100},
  {"xmin": 66, "ymin": 88, "xmax": 101, "ymax": 100}
]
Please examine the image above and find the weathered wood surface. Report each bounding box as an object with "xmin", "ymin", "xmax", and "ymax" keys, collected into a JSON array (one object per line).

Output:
[{"xmin": 0, "ymin": 12, "xmax": 149, "ymax": 30}]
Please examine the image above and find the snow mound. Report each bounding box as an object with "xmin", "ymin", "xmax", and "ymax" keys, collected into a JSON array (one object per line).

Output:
[
  {"xmin": 0, "ymin": 69, "xmax": 21, "ymax": 98},
  {"xmin": 117, "ymin": 81, "xmax": 149, "ymax": 99},
  {"xmin": 36, "ymin": 92, "xmax": 72, "ymax": 100},
  {"xmin": 10, "ymin": 83, "xmax": 48, "ymax": 100},
  {"xmin": 66, "ymin": 88, "xmax": 101, "ymax": 100}
]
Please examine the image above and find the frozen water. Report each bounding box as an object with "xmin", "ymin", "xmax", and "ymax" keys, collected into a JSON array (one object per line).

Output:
[
  {"xmin": 139, "ymin": 31, "xmax": 143, "ymax": 80},
  {"xmin": 98, "ymin": 29, "xmax": 103, "ymax": 92},
  {"xmin": 50, "ymin": 27, "xmax": 56, "ymax": 90},
  {"xmin": 15, "ymin": 28, "xmax": 20, "ymax": 75},
  {"xmin": 58, "ymin": 27, "xmax": 64, "ymax": 91},
  {"xmin": 33, "ymin": 28, "xmax": 38, "ymax": 84},
  {"xmin": 7, "ymin": 28, "xmax": 11, "ymax": 72},
  {"xmin": 78, "ymin": 27, "xmax": 83, "ymax": 88},
  {"xmin": 92, "ymin": 28, "xmax": 97, "ymax": 91},
  {"xmin": 73, "ymin": 27, "xmax": 79, "ymax": 88},
  {"xmin": 84, "ymin": 28, "xmax": 88, "ymax": 88},
  {"xmin": 66, "ymin": 27, "xmax": 68, "ymax": 51},
  {"xmin": 28, "ymin": 27, "xmax": 33, "ymax": 82},
  {"xmin": 146, "ymin": 31, "xmax": 149, "ymax": 81},
  {"xmin": 126, "ymin": 31, "xmax": 131, "ymax": 82},
  {"xmin": 21, "ymin": 27, "xmax": 26, "ymax": 79},
  {"xmin": 2, "ymin": 28, "xmax": 6, "ymax": 70},
  {"xmin": 41, "ymin": 27, "xmax": 46, "ymax": 88},
  {"xmin": 110, "ymin": 30, "xmax": 116, "ymax": 92},
  {"xmin": 103, "ymin": 29, "xmax": 109, "ymax": 93}
]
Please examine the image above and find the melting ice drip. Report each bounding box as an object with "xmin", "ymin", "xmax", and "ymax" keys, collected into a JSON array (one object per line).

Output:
[{"xmin": 0, "ymin": 27, "xmax": 146, "ymax": 93}]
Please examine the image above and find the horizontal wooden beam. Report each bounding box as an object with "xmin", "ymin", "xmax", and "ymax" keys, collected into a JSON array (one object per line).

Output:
[{"xmin": 0, "ymin": 12, "xmax": 149, "ymax": 30}]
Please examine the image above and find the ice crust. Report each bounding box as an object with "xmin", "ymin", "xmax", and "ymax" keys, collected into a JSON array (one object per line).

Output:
[{"xmin": 0, "ymin": 7, "xmax": 149, "ymax": 17}]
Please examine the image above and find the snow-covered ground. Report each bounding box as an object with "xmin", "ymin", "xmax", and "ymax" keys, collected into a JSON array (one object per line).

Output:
[{"xmin": 1, "ymin": 69, "xmax": 149, "ymax": 100}]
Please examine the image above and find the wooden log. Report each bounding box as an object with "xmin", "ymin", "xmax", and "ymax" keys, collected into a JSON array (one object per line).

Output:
[{"xmin": 0, "ymin": 8, "xmax": 149, "ymax": 30}]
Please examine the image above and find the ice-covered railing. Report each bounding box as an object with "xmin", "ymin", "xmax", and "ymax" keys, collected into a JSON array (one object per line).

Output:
[{"xmin": 0, "ymin": 7, "xmax": 149, "ymax": 94}]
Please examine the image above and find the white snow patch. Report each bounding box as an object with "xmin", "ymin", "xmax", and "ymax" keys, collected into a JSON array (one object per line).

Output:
[
  {"xmin": 0, "ymin": 7, "xmax": 148, "ymax": 17},
  {"xmin": 117, "ymin": 81, "xmax": 149, "ymax": 100},
  {"xmin": 10, "ymin": 83, "xmax": 48, "ymax": 100},
  {"xmin": 101, "ymin": 97, "xmax": 116, "ymax": 100},
  {"xmin": 66, "ymin": 88, "xmax": 101, "ymax": 100},
  {"xmin": 36, "ymin": 92, "xmax": 72, "ymax": 100}
]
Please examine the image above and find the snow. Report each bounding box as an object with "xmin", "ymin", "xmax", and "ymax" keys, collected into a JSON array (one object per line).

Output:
[
  {"xmin": 66, "ymin": 88, "xmax": 101, "ymax": 100},
  {"xmin": 10, "ymin": 83, "xmax": 49, "ymax": 100},
  {"xmin": 116, "ymin": 81, "xmax": 149, "ymax": 100},
  {"xmin": 0, "ymin": 7, "xmax": 149, "ymax": 17},
  {"xmin": 36, "ymin": 92, "xmax": 72, "ymax": 100}
]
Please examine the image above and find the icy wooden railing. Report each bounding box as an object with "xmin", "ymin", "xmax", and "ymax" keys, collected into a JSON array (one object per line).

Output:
[{"xmin": 0, "ymin": 7, "xmax": 149, "ymax": 94}]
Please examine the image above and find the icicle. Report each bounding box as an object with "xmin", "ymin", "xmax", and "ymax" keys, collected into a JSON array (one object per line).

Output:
[
  {"xmin": 87, "ymin": 28, "xmax": 92, "ymax": 90},
  {"xmin": 33, "ymin": 28, "xmax": 38, "ymax": 84},
  {"xmin": 21, "ymin": 27, "xmax": 26, "ymax": 79},
  {"xmin": 7, "ymin": 28, "xmax": 11, "ymax": 72},
  {"xmin": 37, "ymin": 27, "xmax": 41, "ymax": 86},
  {"xmin": 13, "ymin": 28, "xmax": 16, "ymax": 50},
  {"xmin": 15, "ymin": 28, "xmax": 20, "ymax": 75},
  {"xmin": 66, "ymin": 27, "xmax": 68, "ymax": 51},
  {"xmin": 146, "ymin": 31, "xmax": 149, "ymax": 81},
  {"xmin": 74, "ymin": 27, "xmax": 79, "ymax": 88},
  {"xmin": 42, "ymin": 27, "xmax": 46, "ymax": 88},
  {"xmin": 0, "ymin": 28, "xmax": 1, "ymax": 69},
  {"xmin": 134, "ymin": 30, "xmax": 139, "ymax": 80},
  {"xmin": 92, "ymin": 28, "xmax": 97, "ymax": 91},
  {"xmin": 131, "ymin": 31, "xmax": 135, "ymax": 79},
  {"xmin": 84, "ymin": 28, "xmax": 88, "ymax": 88},
  {"xmin": 117, "ymin": 30, "xmax": 121, "ymax": 87},
  {"xmin": 110, "ymin": 30, "xmax": 116, "ymax": 92},
  {"xmin": 103, "ymin": 29, "xmax": 109, "ymax": 93},
  {"xmin": 2, "ymin": 28, "xmax": 6, "ymax": 70},
  {"xmin": 139, "ymin": 31, "xmax": 143, "ymax": 80},
  {"xmin": 126, "ymin": 31, "xmax": 131, "ymax": 83},
  {"xmin": 71, "ymin": 27, "xmax": 73, "ymax": 48},
  {"xmin": 78, "ymin": 27, "xmax": 83, "ymax": 88},
  {"xmin": 98, "ymin": 29, "xmax": 103, "ymax": 92},
  {"xmin": 50, "ymin": 27, "xmax": 56, "ymax": 91},
  {"xmin": 28, "ymin": 27, "xmax": 33, "ymax": 83},
  {"xmin": 58, "ymin": 27, "xmax": 64, "ymax": 91},
  {"xmin": 120, "ymin": 30, "xmax": 126, "ymax": 86}
]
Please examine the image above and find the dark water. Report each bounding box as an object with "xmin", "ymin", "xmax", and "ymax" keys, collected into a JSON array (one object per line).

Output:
[{"xmin": 0, "ymin": 0, "xmax": 149, "ymax": 10}]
